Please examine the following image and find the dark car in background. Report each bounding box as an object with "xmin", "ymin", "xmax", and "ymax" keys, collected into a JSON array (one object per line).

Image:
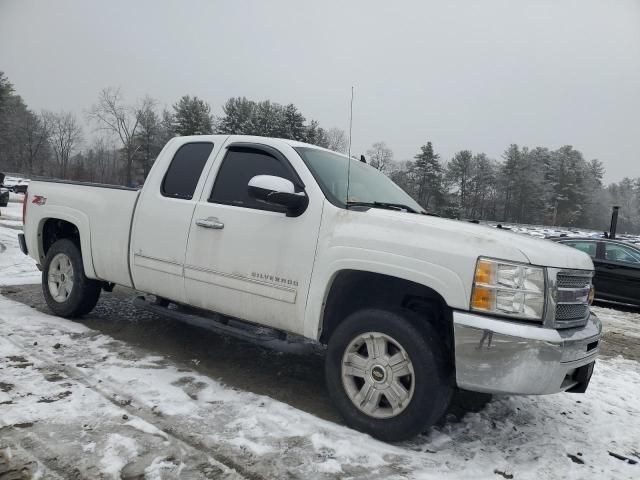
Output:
[
  {"xmin": 552, "ymin": 237, "xmax": 640, "ymax": 307},
  {"xmin": 0, "ymin": 187, "xmax": 9, "ymax": 207}
]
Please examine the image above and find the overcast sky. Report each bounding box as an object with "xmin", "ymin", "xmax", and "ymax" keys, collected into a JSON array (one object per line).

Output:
[{"xmin": 1, "ymin": 0, "xmax": 639, "ymax": 182}]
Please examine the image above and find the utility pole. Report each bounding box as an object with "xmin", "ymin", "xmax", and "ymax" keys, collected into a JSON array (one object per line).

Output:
[{"xmin": 609, "ymin": 205, "xmax": 620, "ymax": 239}]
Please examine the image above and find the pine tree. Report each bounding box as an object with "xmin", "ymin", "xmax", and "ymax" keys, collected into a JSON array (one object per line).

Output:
[
  {"xmin": 411, "ymin": 142, "xmax": 444, "ymax": 211},
  {"xmin": 280, "ymin": 103, "xmax": 306, "ymax": 141},
  {"xmin": 305, "ymin": 120, "xmax": 330, "ymax": 148},
  {"xmin": 218, "ymin": 97, "xmax": 256, "ymax": 135},
  {"xmin": 136, "ymin": 101, "xmax": 161, "ymax": 178},
  {"xmin": 172, "ymin": 95, "xmax": 213, "ymax": 136},
  {"xmin": 0, "ymin": 72, "xmax": 14, "ymax": 115},
  {"xmin": 467, "ymin": 153, "xmax": 497, "ymax": 220},
  {"xmin": 446, "ymin": 150, "xmax": 473, "ymax": 217}
]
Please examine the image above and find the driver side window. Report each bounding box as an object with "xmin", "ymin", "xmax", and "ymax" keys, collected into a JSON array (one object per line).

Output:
[
  {"xmin": 604, "ymin": 243, "xmax": 640, "ymax": 264},
  {"xmin": 209, "ymin": 147, "xmax": 295, "ymax": 212}
]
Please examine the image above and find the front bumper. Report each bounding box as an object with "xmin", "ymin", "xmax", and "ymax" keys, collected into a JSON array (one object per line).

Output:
[{"xmin": 453, "ymin": 310, "xmax": 601, "ymax": 395}]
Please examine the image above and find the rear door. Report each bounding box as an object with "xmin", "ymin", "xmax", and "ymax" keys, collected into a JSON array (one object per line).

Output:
[
  {"xmin": 130, "ymin": 140, "xmax": 220, "ymax": 303},
  {"xmin": 597, "ymin": 241, "xmax": 640, "ymax": 304},
  {"xmin": 183, "ymin": 140, "xmax": 324, "ymax": 335}
]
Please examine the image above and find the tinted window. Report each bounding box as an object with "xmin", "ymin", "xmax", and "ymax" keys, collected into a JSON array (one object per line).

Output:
[
  {"xmin": 604, "ymin": 243, "xmax": 640, "ymax": 264},
  {"xmin": 209, "ymin": 147, "xmax": 294, "ymax": 211},
  {"xmin": 564, "ymin": 241, "xmax": 597, "ymax": 258},
  {"xmin": 161, "ymin": 142, "xmax": 214, "ymax": 199}
]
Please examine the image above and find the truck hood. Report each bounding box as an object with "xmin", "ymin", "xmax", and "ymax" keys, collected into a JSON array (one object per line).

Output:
[{"xmin": 364, "ymin": 209, "xmax": 594, "ymax": 271}]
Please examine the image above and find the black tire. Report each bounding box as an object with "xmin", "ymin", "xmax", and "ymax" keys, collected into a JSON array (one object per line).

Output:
[
  {"xmin": 325, "ymin": 308, "xmax": 453, "ymax": 442},
  {"xmin": 42, "ymin": 239, "xmax": 101, "ymax": 318}
]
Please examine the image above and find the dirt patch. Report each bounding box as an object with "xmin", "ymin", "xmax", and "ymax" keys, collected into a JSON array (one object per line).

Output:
[
  {"xmin": 11, "ymin": 422, "xmax": 34, "ymax": 429},
  {"xmin": 0, "ymin": 447, "xmax": 35, "ymax": 480},
  {"xmin": 0, "ymin": 382, "xmax": 13, "ymax": 392},
  {"xmin": 37, "ymin": 390, "xmax": 72, "ymax": 403},
  {"xmin": 600, "ymin": 332, "xmax": 640, "ymax": 362},
  {"xmin": 172, "ymin": 376, "xmax": 209, "ymax": 400},
  {"xmin": 6, "ymin": 355, "xmax": 28, "ymax": 363},
  {"xmin": 5, "ymin": 356, "xmax": 33, "ymax": 369}
]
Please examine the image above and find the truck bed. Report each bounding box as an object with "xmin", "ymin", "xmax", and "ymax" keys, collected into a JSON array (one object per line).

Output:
[{"xmin": 24, "ymin": 180, "xmax": 140, "ymax": 287}]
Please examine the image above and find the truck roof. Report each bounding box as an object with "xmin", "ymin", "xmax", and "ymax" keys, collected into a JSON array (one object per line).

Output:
[{"xmin": 171, "ymin": 135, "xmax": 344, "ymax": 156}]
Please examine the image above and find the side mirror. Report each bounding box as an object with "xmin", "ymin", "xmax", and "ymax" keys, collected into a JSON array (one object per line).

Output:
[{"xmin": 248, "ymin": 175, "xmax": 307, "ymax": 216}]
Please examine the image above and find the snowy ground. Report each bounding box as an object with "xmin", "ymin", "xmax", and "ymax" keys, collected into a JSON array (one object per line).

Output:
[
  {"xmin": 1, "ymin": 202, "xmax": 639, "ymax": 479},
  {"xmin": 0, "ymin": 196, "xmax": 40, "ymax": 287}
]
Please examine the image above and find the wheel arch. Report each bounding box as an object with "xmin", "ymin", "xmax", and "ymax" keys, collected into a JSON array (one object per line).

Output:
[
  {"xmin": 38, "ymin": 212, "xmax": 96, "ymax": 279},
  {"xmin": 315, "ymin": 269, "xmax": 454, "ymax": 359}
]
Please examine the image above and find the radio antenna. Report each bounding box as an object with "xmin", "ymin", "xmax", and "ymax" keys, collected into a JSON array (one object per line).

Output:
[{"xmin": 346, "ymin": 86, "xmax": 354, "ymax": 204}]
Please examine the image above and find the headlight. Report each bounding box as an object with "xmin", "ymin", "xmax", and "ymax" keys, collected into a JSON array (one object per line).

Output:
[{"xmin": 471, "ymin": 257, "xmax": 546, "ymax": 320}]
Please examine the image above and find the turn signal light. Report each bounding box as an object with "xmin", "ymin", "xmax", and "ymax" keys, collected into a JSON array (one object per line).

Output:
[
  {"xmin": 474, "ymin": 259, "xmax": 496, "ymax": 285},
  {"xmin": 471, "ymin": 285, "xmax": 495, "ymax": 311},
  {"xmin": 588, "ymin": 285, "xmax": 595, "ymax": 305}
]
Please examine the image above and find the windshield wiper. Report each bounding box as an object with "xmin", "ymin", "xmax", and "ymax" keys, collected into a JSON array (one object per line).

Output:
[{"xmin": 346, "ymin": 201, "xmax": 421, "ymax": 214}]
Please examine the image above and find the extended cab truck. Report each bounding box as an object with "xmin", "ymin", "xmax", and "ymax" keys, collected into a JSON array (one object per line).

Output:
[{"xmin": 19, "ymin": 135, "xmax": 602, "ymax": 441}]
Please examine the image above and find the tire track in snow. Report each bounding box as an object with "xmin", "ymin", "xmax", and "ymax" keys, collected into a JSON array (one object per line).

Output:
[{"xmin": 1, "ymin": 333, "xmax": 257, "ymax": 480}]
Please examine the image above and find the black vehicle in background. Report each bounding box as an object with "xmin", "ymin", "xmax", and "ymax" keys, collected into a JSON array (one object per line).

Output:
[
  {"xmin": 0, "ymin": 173, "xmax": 8, "ymax": 206},
  {"xmin": 0, "ymin": 187, "xmax": 9, "ymax": 207},
  {"xmin": 552, "ymin": 237, "xmax": 640, "ymax": 307}
]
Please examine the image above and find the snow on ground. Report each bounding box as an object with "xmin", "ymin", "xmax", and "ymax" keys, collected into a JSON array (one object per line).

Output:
[
  {"xmin": 0, "ymin": 198, "xmax": 39, "ymax": 286},
  {"xmin": 1, "ymin": 209, "xmax": 639, "ymax": 478},
  {"xmin": 593, "ymin": 306, "xmax": 640, "ymax": 340},
  {"xmin": 0, "ymin": 293, "xmax": 639, "ymax": 479},
  {"xmin": 0, "ymin": 197, "xmax": 23, "ymax": 221}
]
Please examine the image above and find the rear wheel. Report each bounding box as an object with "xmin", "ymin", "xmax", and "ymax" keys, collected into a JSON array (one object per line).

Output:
[
  {"xmin": 42, "ymin": 239, "xmax": 101, "ymax": 317},
  {"xmin": 325, "ymin": 308, "xmax": 453, "ymax": 441}
]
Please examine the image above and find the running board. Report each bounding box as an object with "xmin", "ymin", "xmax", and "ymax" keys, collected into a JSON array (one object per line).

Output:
[{"xmin": 132, "ymin": 296, "xmax": 321, "ymax": 354}]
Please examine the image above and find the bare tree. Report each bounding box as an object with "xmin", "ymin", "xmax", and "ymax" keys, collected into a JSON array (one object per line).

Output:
[
  {"xmin": 325, "ymin": 127, "xmax": 348, "ymax": 153},
  {"xmin": 88, "ymin": 87, "xmax": 151, "ymax": 186},
  {"xmin": 16, "ymin": 110, "xmax": 50, "ymax": 175},
  {"xmin": 366, "ymin": 141, "xmax": 393, "ymax": 172},
  {"xmin": 45, "ymin": 111, "xmax": 82, "ymax": 179}
]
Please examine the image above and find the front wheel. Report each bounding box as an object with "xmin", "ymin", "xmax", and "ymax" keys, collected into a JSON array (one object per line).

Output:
[
  {"xmin": 325, "ymin": 308, "xmax": 453, "ymax": 441},
  {"xmin": 42, "ymin": 239, "xmax": 101, "ymax": 318}
]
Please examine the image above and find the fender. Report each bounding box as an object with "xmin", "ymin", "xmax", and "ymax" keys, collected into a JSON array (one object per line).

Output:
[
  {"xmin": 36, "ymin": 206, "xmax": 97, "ymax": 280},
  {"xmin": 303, "ymin": 246, "xmax": 468, "ymax": 340}
]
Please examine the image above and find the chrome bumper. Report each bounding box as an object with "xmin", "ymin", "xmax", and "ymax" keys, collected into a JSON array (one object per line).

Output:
[{"xmin": 453, "ymin": 310, "xmax": 601, "ymax": 395}]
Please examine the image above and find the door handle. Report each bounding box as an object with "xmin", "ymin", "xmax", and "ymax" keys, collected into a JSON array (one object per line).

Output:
[{"xmin": 196, "ymin": 217, "xmax": 224, "ymax": 229}]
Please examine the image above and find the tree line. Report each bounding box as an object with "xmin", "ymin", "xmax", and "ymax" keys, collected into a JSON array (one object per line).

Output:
[
  {"xmin": 0, "ymin": 71, "xmax": 637, "ymax": 233},
  {"xmin": 0, "ymin": 72, "xmax": 346, "ymax": 187}
]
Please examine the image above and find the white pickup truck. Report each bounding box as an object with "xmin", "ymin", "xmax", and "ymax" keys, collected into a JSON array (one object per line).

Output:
[{"xmin": 19, "ymin": 135, "xmax": 601, "ymax": 441}]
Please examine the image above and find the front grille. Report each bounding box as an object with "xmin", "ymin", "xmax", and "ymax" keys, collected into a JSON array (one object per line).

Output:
[
  {"xmin": 555, "ymin": 303, "xmax": 589, "ymax": 321},
  {"xmin": 557, "ymin": 274, "xmax": 591, "ymax": 289},
  {"xmin": 552, "ymin": 270, "xmax": 593, "ymax": 329}
]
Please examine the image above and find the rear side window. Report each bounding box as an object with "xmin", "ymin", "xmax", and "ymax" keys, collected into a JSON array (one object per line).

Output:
[
  {"xmin": 161, "ymin": 142, "xmax": 214, "ymax": 200},
  {"xmin": 564, "ymin": 241, "xmax": 597, "ymax": 258},
  {"xmin": 209, "ymin": 147, "xmax": 294, "ymax": 211}
]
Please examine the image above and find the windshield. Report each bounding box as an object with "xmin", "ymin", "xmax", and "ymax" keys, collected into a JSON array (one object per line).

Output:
[{"xmin": 295, "ymin": 147, "xmax": 424, "ymax": 212}]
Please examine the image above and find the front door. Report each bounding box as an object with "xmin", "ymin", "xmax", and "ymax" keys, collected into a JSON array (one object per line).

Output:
[
  {"xmin": 183, "ymin": 142, "xmax": 323, "ymax": 334},
  {"xmin": 595, "ymin": 241, "xmax": 640, "ymax": 304}
]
